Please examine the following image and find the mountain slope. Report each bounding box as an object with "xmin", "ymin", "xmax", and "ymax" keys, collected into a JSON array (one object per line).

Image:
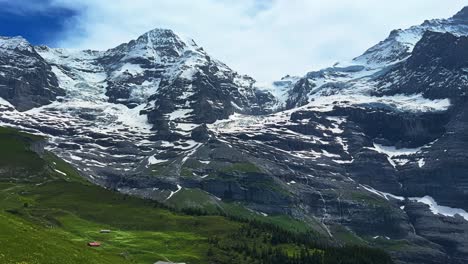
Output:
[{"xmin": 0, "ymin": 126, "xmax": 393, "ymax": 264}]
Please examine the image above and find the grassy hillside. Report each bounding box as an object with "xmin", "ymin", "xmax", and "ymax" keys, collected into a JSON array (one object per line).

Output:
[{"xmin": 0, "ymin": 126, "xmax": 393, "ymax": 264}]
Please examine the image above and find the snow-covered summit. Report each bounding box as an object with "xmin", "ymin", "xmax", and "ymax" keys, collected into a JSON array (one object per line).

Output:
[
  {"xmin": 0, "ymin": 36, "xmax": 33, "ymax": 52},
  {"xmin": 140, "ymin": 28, "xmax": 199, "ymax": 53},
  {"xmin": 104, "ymin": 28, "xmax": 201, "ymax": 63},
  {"xmin": 268, "ymin": 6, "xmax": 468, "ymax": 111},
  {"xmin": 354, "ymin": 7, "xmax": 468, "ymax": 67}
]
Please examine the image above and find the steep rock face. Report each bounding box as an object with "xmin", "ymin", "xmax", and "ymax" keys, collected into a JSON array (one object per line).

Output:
[
  {"xmin": 376, "ymin": 31, "xmax": 468, "ymax": 100},
  {"xmin": 330, "ymin": 106, "xmax": 450, "ymax": 148},
  {"xmin": 367, "ymin": 31, "xmax": 468, "ymax": 214},
  {"xmin": 398, "ymin": 100, "xmax": 468, "ymax": 210},
  {"xmin": 404, "ymin": 200, "xmax": 468, "ymax": 264},
  {"xmin": 285, "ymin": 77, "xmax": 315, "ymax": 108},
  {"xmin": 0, "ymin": 37, "xmax": 63, "ymax": 111}
]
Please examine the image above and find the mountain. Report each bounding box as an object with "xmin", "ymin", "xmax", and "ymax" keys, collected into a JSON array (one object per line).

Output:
[
  {"xmin": 2, "ymin": 7, "xmax": 468, "ymax": 264},
  {"xmin": 277, "ymin": 9, "xmax": 468, "ymax": 110},
  {"xmin": 0, "ymin": 126, "xmax": 391, "ymax": 264},
  {"xmin": 100, "ymin": 29, "xmax": 275, "ymax": 129}
]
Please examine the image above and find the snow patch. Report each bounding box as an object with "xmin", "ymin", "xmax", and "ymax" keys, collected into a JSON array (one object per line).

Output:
[
  {"xmin": 168, "ymin": 109, "xmax": 193, "ymax": 121},
  {"xmin": 103, "ymin": 104, "xmax": 152, "ymax": 130},
  {"xmin": 368, "ymin": 143, "xmax": 422, "ymax": 168},
  {"xmin": 410, "ymin": 196, "xmax": 468, "ymax": 221},
  {"xmin": 372, "ymin": 144, "xmax": 421, "ymax": 157},
  {"xmin": 287, "ymin": 180, "xmax": 296, "ymax": 185},
  {"xmin": 112, "ymin": 63, "xmax": 144, "ymax": 78},
  {"xmin": 306, "ymin": 93, "xmax": 450, "ymax": 113},
  {"xmin": 418, "ymin": 158, "xmax": 426, "ymax": 168},
  {"xmin": 0, "ymin": 97, "xmax": 13, "ymax": 108},
  {"xmin": 70, "ymin": 154, "xmax": 83, "ymax": 161},
  {"xmin": 148, "ymin": 156, "xmax": 168, "ymax": 165},
  {"xmin": 166, "ymin": 184, "xmax": 182, "ymax": 200},
  {"xmin": 361, "ymin": 185, "xmax": 404, "ymax": 201},
  {"xmin": 54, "ymin": 169, "xmax": 67, "ymax": 176}
]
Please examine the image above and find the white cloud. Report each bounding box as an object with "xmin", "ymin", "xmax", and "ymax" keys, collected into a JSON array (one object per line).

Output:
[{"xmin": 49, "ymin": 0, "xmax": 466, "ymax": 82}]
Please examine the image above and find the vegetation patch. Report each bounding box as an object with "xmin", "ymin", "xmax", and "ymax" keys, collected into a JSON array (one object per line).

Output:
[
  {"xmin": 330, "ymin": 225, "xmax": 367, "ymax": 246},
  {"xmin": 349, "ymin": 191, "xmax": 389, "ymax": 207},
  {"xmin": 220, "ymin": 162, "xmax": 263, "ymax": 174}
]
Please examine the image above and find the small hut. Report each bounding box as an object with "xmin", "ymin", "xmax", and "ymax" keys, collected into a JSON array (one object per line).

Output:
[{"xmin": 88, "ymin": 242, "xmax": 101, "ymax": 247}]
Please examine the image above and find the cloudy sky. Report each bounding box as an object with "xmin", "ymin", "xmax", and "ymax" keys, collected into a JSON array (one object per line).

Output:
[{"xmin": 0, "ymin": 0, "xmax": 466, "ymax": 82}]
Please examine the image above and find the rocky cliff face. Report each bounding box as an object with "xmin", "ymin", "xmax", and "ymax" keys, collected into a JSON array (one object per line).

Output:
[
  {"xmin": 2, "ymin": 7, "xmax": 468, "ymax": 264},
  {"xmin": 0, "ymin": 37, "xmax": 63, "ymax": 111},
  {"xmin": 376, "ymin": 31, "xmax": 468, "ymax": 100}
]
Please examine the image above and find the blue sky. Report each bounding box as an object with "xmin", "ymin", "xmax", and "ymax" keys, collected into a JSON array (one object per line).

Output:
[
  {"xmin": 0, "ymin": 0, "xmax": 466, "ymax": 82},
  {"xmin": 0, "ymin": 0, "xmax": 77, "ymax": 45}
]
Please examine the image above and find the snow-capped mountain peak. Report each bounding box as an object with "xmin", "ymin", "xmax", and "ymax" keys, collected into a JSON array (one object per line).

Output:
[
  {"xmin": 104, "ymin": 28, "xmax": 202, "ymax": 65},
  {"xmin": 353, "ymin": 9, "xmax": 468, "ymax": 68},
  {"xmin": 272, "ymin": 6, "xmax": 468, "ymax": 111},
  {"xmin": 0, "ymin": 36, "xmax": 33, "ymax": 52},
  {"xmin": 140, "ymin": 28, "xmax": 199, "ymax": 53}
]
